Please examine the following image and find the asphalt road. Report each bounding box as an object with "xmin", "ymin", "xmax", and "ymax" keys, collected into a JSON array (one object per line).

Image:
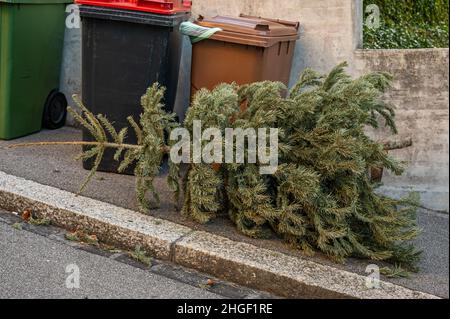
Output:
[{"xmin": 0, "ymin": 212, "xmax": 272, "ymax": 299}]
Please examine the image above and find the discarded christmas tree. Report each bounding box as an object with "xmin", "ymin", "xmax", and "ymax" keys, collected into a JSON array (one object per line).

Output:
[
  {"xmin": 180, "ymin": 63, "xmax": 421, "ymax": 270},
  {"xmin": 10, "ymin": 62, "xmax": 421, "ymax": 273}
]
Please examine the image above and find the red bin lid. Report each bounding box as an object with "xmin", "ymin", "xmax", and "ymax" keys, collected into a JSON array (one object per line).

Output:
[{"xmin": 74, "ymin": 0, "xmax": 192, "ymax": 15}]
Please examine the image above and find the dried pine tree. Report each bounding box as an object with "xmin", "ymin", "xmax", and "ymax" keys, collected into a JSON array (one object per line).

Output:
[
  {"xmin": 181, "ymin": 62, "xmax": 421, "ymax": 271},
  {"xmin": 10, "ymin": 63, "xmax": 422, "ymax": 273}
]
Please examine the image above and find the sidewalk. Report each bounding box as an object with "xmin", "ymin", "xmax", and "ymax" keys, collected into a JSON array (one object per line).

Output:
[{"xmin": 0, "ymin": 127, "xmax": 448, "ymax": 298}]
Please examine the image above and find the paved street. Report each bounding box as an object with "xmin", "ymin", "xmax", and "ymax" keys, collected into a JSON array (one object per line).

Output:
[{"xmin": 0, "ymin": 211, "xmax": 271, "ymax": 299}]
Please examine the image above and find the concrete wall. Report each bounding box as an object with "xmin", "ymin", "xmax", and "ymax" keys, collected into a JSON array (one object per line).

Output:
[
  {"xmin": 60, "ymin": 0, "xmax": 449, "ymax": 211},
  {"xmin": 60, "ymin": 24, "xmax": 82, "ymax": 125},
  {"xmin": 354, "ymin": 49, "xmax": 449, "ymax": 212}
]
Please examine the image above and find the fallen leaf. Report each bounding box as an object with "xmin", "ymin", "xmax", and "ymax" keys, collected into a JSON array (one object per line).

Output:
[
  {"xmin": 86, "ymin": 234, "xmax": 99, "ymax": 246},
  {"xmin": 206, "ymin": 279, "xmax": 215, "ymax": 287},
  {"xmin": 21, "ymin": 209, "xmax": 32, "ymax": 222}
]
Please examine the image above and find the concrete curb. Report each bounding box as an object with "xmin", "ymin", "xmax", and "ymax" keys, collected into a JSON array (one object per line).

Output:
[{"xmin": 0, "ymin": 171, "xmax": 439, "ymax": 299}]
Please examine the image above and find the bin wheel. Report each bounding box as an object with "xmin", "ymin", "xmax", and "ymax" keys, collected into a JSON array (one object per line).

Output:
[{"xmin": 43, "ymin": 90, "xmax": 67, "ymax": 130}]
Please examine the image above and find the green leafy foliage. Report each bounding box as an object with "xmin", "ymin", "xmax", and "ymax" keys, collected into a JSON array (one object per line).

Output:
[
  {"xmin": 364, "ymin": 0, "xmax": 449, "ymax": 49},
  {"xmin": 12, "ymin": 223, "xmax": 23, "ymax": 230},
  {"xmin": 380, "ymin": 265, "xmax": 412, "ymax": 278},
  {"xmin": 28, "ymin": 217, "xmax": 51, "ymax": 226},
  {"xmin": 64, "ymin": 230, "xmax": 99, "ymax": 246},
  {"xmin": 129, "ymin": 245, "xmax": 152, "ymax": 267}
]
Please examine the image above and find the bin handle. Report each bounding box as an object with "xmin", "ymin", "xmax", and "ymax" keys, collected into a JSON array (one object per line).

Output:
[{"xmin": 239, "ymin": 14, "xmax": 300, "ymax": 31}]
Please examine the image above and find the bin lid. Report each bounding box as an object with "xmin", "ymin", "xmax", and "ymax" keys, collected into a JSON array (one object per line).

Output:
[
  {"xmin": 195, "ymin": 14, "xmax": 300, "ymax": 47},
  {"xmin": 0, "ymin": 0, "xmax": 72, "ymax": 3},
  {"xmin": 79, "ymin": 5, "xmax": 188, "ymax": 26},
  {"xmin": 74, "ymin": 0, "xmax": 191, "ymax": 15}
]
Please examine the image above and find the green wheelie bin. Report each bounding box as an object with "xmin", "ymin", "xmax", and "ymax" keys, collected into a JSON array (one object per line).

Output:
[{"xmin": 0, "ymin": 0, "xmax": 70, "ymax": 140}]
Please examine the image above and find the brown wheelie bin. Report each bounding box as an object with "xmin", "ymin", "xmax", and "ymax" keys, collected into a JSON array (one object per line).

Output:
[{"xmin": 191, "ymin": 14, "xmax": 300, "ymax": 97}]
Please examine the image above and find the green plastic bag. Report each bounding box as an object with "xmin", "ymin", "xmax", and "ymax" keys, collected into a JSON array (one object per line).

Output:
[{"xmin": 179, "ymin": 21, "xmax": 222, "ymax": 44}]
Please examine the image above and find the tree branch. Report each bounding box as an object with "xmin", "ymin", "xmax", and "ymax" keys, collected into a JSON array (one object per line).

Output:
[
  {"xmin": 7, "ymin": 141, "xmax": 141, "ymax": 150},
  {"xmin": 382, "ymin": 137, "xmax": 413, "ymax": 151}
]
